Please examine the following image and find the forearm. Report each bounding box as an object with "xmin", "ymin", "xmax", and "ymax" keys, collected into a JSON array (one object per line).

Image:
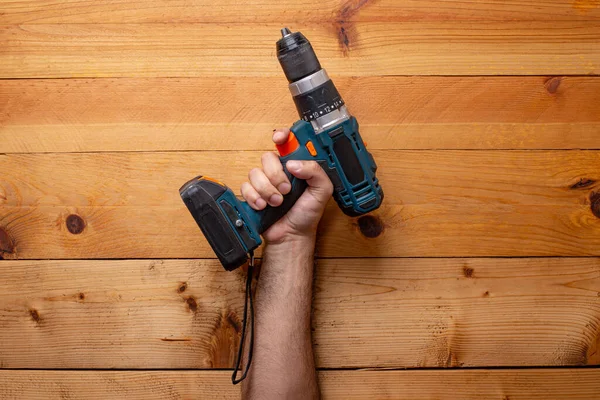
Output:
[{"xmin": 243, "ymin": 236, "xmax": 319, "ymax": 400}]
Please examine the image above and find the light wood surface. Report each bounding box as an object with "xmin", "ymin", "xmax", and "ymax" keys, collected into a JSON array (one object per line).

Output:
[
  {"xmin": 2, "ymin": 76, "xmax": 600, "ymax": 153},
  {"xmin": 2, "ymin": 0, "xmax": 600, "ymax": 396},
  {"xmin": 2, "ymin": 22, "xmax": 599, "ymax": 78},
  {"xmin": 0, "ymin": 258, "xmax": 598, "ymax": 369},
  {"xmin": 1, "ymin": 150, "xmax": 599, "ymax": 259},
  {"xmin": 3, "ymin": 0, "xmax": 600, "ymax": 24},
  {"xmin": 1, "ymin": 369, "xmax": 600, "ymax": 400}
]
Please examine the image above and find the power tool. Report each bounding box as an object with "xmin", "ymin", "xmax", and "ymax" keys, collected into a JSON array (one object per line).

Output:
[{"xmin": 180, "ymin": 28, "xmax": 384, "ymax": 271}]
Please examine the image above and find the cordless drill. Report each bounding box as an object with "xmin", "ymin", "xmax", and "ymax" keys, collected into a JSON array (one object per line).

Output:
[{"xmin": 180, "ymin": 28, "xmax": 384, "ymax": 271}]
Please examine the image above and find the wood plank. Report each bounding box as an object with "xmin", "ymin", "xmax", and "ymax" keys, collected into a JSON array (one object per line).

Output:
[
  {"xmin": 3, "ymin": 0, "xmax": 600, "ymax": 24},
  {"xmin": 2, "ymin": 77, "xmax": 600, "ymax": 153},
  {"xmin": 0, "ymin": 258, "xmax": 598, "ymax": 369},
  {"xmin": 1, "ymin": 151, "xmax": 600, "ymax": 259},
  {"xmin": 1, "ymin": 369, "xmax": 600, "ymax": 400},
  {"xmin": 2, "ymin": 22, "xmax": 599, "ymax": 78}
]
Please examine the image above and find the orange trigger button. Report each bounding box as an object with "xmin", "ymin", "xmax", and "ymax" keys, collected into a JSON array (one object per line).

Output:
[{"xmin": 305, "ymin": 141, "xmax": 317, "ymax": 157}]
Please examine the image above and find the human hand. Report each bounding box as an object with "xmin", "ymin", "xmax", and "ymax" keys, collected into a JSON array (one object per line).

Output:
[{"xmin": 240, "ymin": 128, "xmax": 333, "ymax": 245}]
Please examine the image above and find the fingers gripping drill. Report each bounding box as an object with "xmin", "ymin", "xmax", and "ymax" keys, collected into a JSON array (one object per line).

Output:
[{"xmin": 180, "ymin": 28, "xmax": 384, "ymax": 271}]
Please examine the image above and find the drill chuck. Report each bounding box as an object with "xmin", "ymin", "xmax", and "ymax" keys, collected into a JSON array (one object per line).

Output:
[
  {"xmin": 277, "ymin": 28, "xmax": 348, "ymax": 133},
  {"xmin": 276, "ymin": 28, "xmax": 321, "ymax": 83}
]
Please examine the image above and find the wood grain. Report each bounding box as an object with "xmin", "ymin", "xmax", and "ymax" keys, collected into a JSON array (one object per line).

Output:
[
  {"xmin": 1, "ymin": 150, "xmax": 600, "ymax": 259},
  {"xmin": 1, "ymin": 369, "xmax": 600, "ymax": 400},
  {"xmin": 0, "ymin": 258, "xmax": 598, "ymax": 369},
  {"xmin": 3, "ymin": 0, "xmax": 600, "ymax": 24},
  {"xmin": 2, "ymin": 0, "xmax": 599, "ymax": 394},
  {"xmin": 2, "ymin": 76, "xmax": 600, "ymax": 153},
  {"xmin": 2, "ymin": 22, "xmax": 599, "ymax": 78}
]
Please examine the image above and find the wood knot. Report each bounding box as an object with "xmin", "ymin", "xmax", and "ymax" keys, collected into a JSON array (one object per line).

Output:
[
  {"xmin": 544, "ymin": 76, "xmax": 562, "ymax": 94},
  {"xmin": 226, "ymin": 311, "xmax": 242, "ymax": 334},
  {"xmin": 590, "ymin": 192, "xmax": 600, "ymax": 219},
  {"xmin": 570, "ymin": 178, "xmax": 596, "ymax": 190},
  {"xmin": 186, "ymin": 296, "xmax": 198, "ymax": 313},
  {"xmin": 483, "ymin": 291, "xmax": 490, "ymax": 297},
  {"xmin": 335, "ymin": 0, "xmax": 372, "ymax": 57},
  {"xmin": 209, "ymin": 310, "xmax": 241, "ymax": 368},
  {"xmin": 335, "ymin": 22, "xmax": 354, "ymax": 57},
  {"xmin": 0, "ymin": 227, "xmax": 15, "ymax": 257},
  {"xmin": 66, "ymin": 214, "xmax": 85, "ymax": 234},
  {"xmin": 357, "ymin": 215, "xmax": 384, "ymax": 238},
  {"xmin": 30, "ymin": 309, "xmax": 41, "ymax": 323},
  {"xmin": 78, "ymin": 292, "xmax": 85, "ymax": 300},
  {"xmin": 463, "ymin": 266, "xmax": 474, "ymax": 278},
  {"xmin": 339, "ymin": 26, "xmax": 350, "ymax": 47},
  {"xmin": 177, "ymin": 282, "xmax": 188, "ymax": 293}
]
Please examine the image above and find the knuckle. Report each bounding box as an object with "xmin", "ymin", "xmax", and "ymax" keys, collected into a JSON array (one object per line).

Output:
[
  {"xmin": 267, "ymin": 168, "xmax": 285, "ymax": 183},
  {"xmin": 241, "ymin": 183, "xmax": 257, "ymax": 199},
  {"xmin": 248, "ymin": 168, "xmax": 262, "ymax": 180},
  {"xmin": 251, "ymin": 192, "xmax": 261, "ymax": 201},
  {"xmin": 265, "ymin": 153, "xmax": 281, "ymax": 169},
  {"xmin": 308, "ymin": 162, "xmax": 322, "ymax": 176},
  {"xmin": 240, "ymin": 183, "xmax": 250, "ymax": 200},
  {"xmin": 255, "ymin": 180, "xmax": 273, "ymax": 194},
  {"xmin": 264, "ymin": 172, "xmax": 278, "ymax": 184}
]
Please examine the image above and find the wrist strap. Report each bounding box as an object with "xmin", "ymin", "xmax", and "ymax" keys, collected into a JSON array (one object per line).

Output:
[{"xmin": 232, "ymin": 251, "xmax": 255, "ymax": 384}]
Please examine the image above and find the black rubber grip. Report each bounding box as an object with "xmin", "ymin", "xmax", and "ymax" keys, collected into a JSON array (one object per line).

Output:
[
  {"xmin": 255, "ymin": 167, "xmax": 308, "ymax": 234},
  {"xmin": 332, "ymin": 134, "xmax": 364, "ymax": 185}
]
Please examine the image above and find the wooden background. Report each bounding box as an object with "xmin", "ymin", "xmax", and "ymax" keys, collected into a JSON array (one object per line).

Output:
[{"xmin": 1, "ymin": 0, "xmax": 600, "ymax": 398}]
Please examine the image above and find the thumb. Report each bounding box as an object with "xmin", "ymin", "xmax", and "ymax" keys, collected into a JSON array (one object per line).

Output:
[
  {"xmin": 272, "ymin": 129, "xmax": 291, "ymax": 145},
  {"xmin": 286, "ymin": 160, "xmax": 333, "ymax": 205}
]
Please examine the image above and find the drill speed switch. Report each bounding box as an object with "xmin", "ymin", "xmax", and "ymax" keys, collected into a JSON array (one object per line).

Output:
[{"xmin": 180, "ymin": 28, "xmax": 384, "ymax": 271}]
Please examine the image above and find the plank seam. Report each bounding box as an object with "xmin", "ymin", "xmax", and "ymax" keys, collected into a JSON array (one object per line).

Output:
[
  {"xmin": 2, "ymin": 149, "xmax": 600, "ymax": 156},
  {"xmin": 2, "ymin": 74, "xmax": 600, "ymax": 80},
  {"xmin": 3, "ymin": 256, "xmax": 599, "ymax": 262},
  {"xmin": 5, "ymin": 19, "xmax": 600, "ymax": 25},
  {"xmin": 0, "ymin": 366, "xmax": 599, "ymax": 372}
]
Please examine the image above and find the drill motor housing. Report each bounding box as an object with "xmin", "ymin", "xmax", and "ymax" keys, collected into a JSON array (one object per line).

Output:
[{"xmin": 180, "ymin": 29, "xmax": 383, "ymax": 271}]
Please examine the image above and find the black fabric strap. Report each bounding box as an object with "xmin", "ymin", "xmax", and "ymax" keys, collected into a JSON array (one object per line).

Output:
[{"xmin": 232, "ymin": 251, "xmax": 255, "ymax": 385}]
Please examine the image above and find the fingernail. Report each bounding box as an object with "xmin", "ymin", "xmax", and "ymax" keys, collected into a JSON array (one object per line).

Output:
[
  {"xmin": 269, "ymin": 193, "xmax": 283, "ymax": 206},
  {"xmin": 278, "ymin": 182, "xmax": 291, "ymax": 194},
  {"xmin": 287, "ymin": 160, "xmax": 301, "ymax": 171},
  {"xmin": 255, "ymin": 198, "xmax": 267, "ymax": 209}
]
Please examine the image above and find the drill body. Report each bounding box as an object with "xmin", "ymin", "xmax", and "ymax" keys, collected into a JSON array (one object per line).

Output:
[{"xmin": 180, "ymin": 29, "xmax": 383, "ymax": 271}]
